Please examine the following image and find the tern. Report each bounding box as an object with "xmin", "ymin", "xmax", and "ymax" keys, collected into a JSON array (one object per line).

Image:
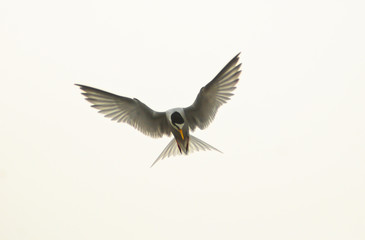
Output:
[{"xmin": 76, "ymin": 53, "xmax": 241, "ymax": 166}]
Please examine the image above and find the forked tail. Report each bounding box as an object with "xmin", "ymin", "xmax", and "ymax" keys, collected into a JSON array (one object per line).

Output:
[{"xmin": 150, "ymin": 135, "xmax": 222, "ymax": 167}]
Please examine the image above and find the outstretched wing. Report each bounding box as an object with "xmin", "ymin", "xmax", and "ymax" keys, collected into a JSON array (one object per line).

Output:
[
  {"xmin": 76, "ymin": 84, "xmax": 171, "ymax": 138},
  {"xmin": 184, "ymin": 53, "xmax": 242, "ymax": 130}
]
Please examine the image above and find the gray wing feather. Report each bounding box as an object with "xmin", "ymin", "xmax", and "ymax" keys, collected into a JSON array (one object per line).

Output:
[
  {"xmin": 76, "ymin": 84, "xmax": 171, "ymax": 138},
  {"xmin": 184, "ymin": 53, "xmax": 242, "ymax": 130}
]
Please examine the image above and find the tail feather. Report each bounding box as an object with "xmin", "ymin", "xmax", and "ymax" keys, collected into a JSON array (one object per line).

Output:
[
  {"xmin": 150, "ymin": 135, "xmax": 222, "ymax": 167},
  {"xmin": 189, "ymin": 135, "xmax": 222, "ymax": 154}
]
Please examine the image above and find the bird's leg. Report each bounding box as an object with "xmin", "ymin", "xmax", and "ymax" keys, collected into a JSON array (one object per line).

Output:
[
  {"xmin": 186, "ymin": 136, "xmax": 189, "ymax": 153},
  {"xmin": 176, "ymin": 140, "xmax": 182, "ymax": 153}
]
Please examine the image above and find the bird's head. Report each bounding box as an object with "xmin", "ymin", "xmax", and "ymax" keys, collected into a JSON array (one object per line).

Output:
[{"xmin": 171, "ymin": 111, "xmax": 185, "ymax": 140}]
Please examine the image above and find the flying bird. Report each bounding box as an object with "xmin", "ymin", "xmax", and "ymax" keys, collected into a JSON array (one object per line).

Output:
[{"xmin": 76, "ymin": 53, "xmax": 241, "ymax": 166}]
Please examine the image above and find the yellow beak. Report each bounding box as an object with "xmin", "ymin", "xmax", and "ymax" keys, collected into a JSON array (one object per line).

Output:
[{"xmin": 178, "ymin": 129, "xmax": 184, "ymax": 140}]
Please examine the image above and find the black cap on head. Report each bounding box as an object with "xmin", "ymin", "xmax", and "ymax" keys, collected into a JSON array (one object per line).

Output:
[{"xmin": 171, "ymin": 112, "xmax": 184, "ymax": 124}]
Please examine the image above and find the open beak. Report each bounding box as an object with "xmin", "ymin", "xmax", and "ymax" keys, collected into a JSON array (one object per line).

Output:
[{"xmin": 178, "ymin": 129, "xmax": 184, "ymax": 140}]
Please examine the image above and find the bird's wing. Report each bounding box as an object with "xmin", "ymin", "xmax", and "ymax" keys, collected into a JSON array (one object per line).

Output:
[
  {"xmin": 76, "ymin": 84, "xmax": 171, "ymax": 138},
  {"xmin": 184, "ymin": 53, "xmax": 242, "ymax": 130}
]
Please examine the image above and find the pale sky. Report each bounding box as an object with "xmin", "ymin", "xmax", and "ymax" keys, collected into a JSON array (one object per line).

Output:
[{"xmin": 1, "ymin": 0, "xmax": 365, "ymax": 239}]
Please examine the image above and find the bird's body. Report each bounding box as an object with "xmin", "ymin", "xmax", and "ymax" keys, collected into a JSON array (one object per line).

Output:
[
  {"xmin": 165, "ymin": 108, "xmax": 189, "ymax": 154},
  {"xmin": 76, "ymin": 53, "xmax": 241, "ymax": 166}
]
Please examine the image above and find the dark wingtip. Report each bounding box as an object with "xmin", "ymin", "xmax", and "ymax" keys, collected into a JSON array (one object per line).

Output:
[
  {"xmin": 75, "ymin": 84, "xmax": 92, "ymax": 92},
  {"xmin": 75, "ymin": 83, "xmax": 85, "ymax": 88},
  {"xmin": 229, "ymin": 52, "xmax": 241, "ymax": 65}
]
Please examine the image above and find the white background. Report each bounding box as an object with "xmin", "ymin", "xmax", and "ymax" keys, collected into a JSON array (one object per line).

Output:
[{"xmin": 1, "ymin": 0, "xmax": 364, "ymax": 239}]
